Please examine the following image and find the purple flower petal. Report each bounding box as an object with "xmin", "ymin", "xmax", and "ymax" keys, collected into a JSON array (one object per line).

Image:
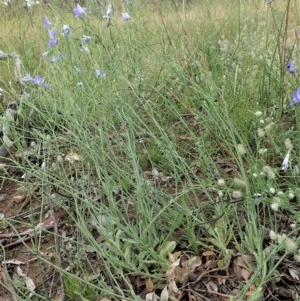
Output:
[
  {"xmin": 44, "ymin": 15, "xmax": 52, "ymax": 29},
  {"xmin": 32, "ymin": 76, "xmax": 44, "ymax": 85},
  {"xmin": 82, "ymin": 35, "xmax": 91, "ymax": 43},
  {"xmin": 286, "ymin": 60, "xmax": 296, "ymax": 75},
  {"xmin": 73, "ymin": 4, "xmax": 87, "ymax": 18},
  {"xmin": 95, "ymin": 69, "xmax": 105, "ymax": 78},
  {"xmin": 121, "ymin": 12, "xmax": 131, "ymax": 22},
  {"xmin": 290, "ymin": 87, "xmax": 300, "ymax": 107}
]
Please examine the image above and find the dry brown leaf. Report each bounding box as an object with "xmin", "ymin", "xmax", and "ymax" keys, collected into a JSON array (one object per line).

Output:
[
  {"xmin": 145, "ymin": 292, "xmax": 157, "ymax": 301},
  {"xmin": 168, "ymin": 280, "xmax": 179, "ymax": 294},
  {"xmin": 24, "ymin": 277, "xmax": 36, "ymax": 298},
  {"xmin": 160, "ymin": 286, "xmax": 169, "ymax": 301},
  {"xmin": 145, "ymin": 277, "xmax": 154, "ymax": 292},
  {"xmin": 288, "ymin": 268, "xmax": 299, "ymax": 280},
  {"xmin": 202, "ymin": 250, "xmax": 215, "ymax": 257},
  {"xmin": 241, "ymin": 268, "xmax": 251, "ymax": 281},
  {"xmin": 205, "ymin": 281, "xmax": 218, "ymax": 292},
  {"xmin": 166, "ymin": 258, "xmax": 180, "ymax": 282}
]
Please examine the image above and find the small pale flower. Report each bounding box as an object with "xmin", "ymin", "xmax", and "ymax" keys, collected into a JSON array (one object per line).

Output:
[
  {"xmin": 257, "ymin": 128, "xmax": 265, "ymax": 138},
  {"xmin": 217, "ymin": 178, "xmax": 226, "ymax": 186},
  {"xmin": 285, "ymin": 237, "xmax": 297, "ymax": 252},
  {"xmin": 103, "ymin": 5, "xmax": 112, "ymax": 19},
  {"xmin": 265, "ymin": 122, "xmax": 275, "ymax": 132},
  {"xmin": 263, "ymin": 165, "xmax": 275, "ymax": 179},
  {"xmin": 281, "ymin": 150, "xmax": 291, "ymax": 172},
  {"xmin": 269, "ymin": 230, "xmax": 277, "ymax": 240},
  {"xmin": 269, "ymin": 187, "xmax": 276, "ymax": 194},
  {"xmin": 232, "ymin": 190, "xmax": 243, "ymax": 199},
  {"xmin": 271, "ymin": 197, "xmax": 281, "ymax": 211},
  {"xmin": 284, "ymin": 138, "xmax": 293, "ymax": 150},
  {"xmin": 286, "ymin": 60, "xmax": 296, "ymax": 75},
  {"xmin": 254, "ymin": 111, "xmax": 263, "ymax": 117},
  {"xmin": 62, "ymin": 25, "xmax": 71, "ymax": 37},
  {"xmin": 121, "ymin": 12, "xmax": 131, "ymax": 22},
  {"xmin": 294, "ymin": 253, "xmax": 300, "ymax": 262},
  {"xmin": 43, "ymin": 15, "xmax": 52, "ymax": 29},
  {"xmin": 252, "ymin": 173, "xmax": 258, "ymax": 178},
  {"xmin": 95, "ymin": 69, "xmax": 106, "ymax": 78},
  {"xmin": 277, "ymin": 191, "xmax": 284, "ymax": 196},
  {"xmin": 237, "ymin": 144, "xmax": 246, "ymax": 155},
  {"xmin": 73, "ymin": 4, "xmax": 87, "ymax": 18},
  {"xmin": 218, "ymin": 190, "xmax": 223, "ymax": 197},
  {"xmin": 270, "ymin": 201, "xmax": 279, "ymax": 211},
  {"xmin": 258, "ymin": 148, "xmax": 268, "ymax": 155},
  {"xmin": 290, "ymin": 87, "xmax": 300, "ymax": 107},
  {"xmin": 82, "ymin": 35, "xmax": 91, "ymax": 43},
  {"xmin": 288, "ymin": 190, "xmax": 295, "ymax": 200}
]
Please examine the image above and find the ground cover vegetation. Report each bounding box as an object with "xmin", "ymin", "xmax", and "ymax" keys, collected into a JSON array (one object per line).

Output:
[{"xmin": 0, "ymin": 0, "xmax": 300, "ymax": 300}]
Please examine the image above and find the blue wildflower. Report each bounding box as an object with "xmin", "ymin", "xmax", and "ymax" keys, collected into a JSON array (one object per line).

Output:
[
  {"xmin": 290, "ymin": 87, "xmax": 300, "ymax": 107},
  {"xmin": 95, "ymin": 69, "xmax": 105, "ymax": 78},
  {"xmin": 82, "ymin": 35, "xmax": 91, "ymax": 43},
  {"xmin": 44, "ymin": 15, "xmax": 52, "ymax": 29},
  {"xmin": 22, "ymin": 73, "xmax": 33, "ymax": 83},
  {"xmin": 48, "ymin": 30, "xmax": 58, "ymax": 47},
  {"xmin": 62, "ymin": 25, "xmax": 71, "ymax": 37},
  {"xmin": 73, "ymin": 4, "xmax": 87, "ymax": 18},
  {"xmin": 103, "ymin": 5, "xmax": 112, "ymax": 19},
  {"xmin": 121, "ymin": 12, "xmax": 131, "ymax": 22},
  {"xmin": 32, "ymin": 76, "xmax": 44, "ymax": 85},
  {"xmin": 43, "ymin": 82, "xmax": 51, "ymax": 89},
  {"xmin": 286, "ymin": 60, "xmax": 296, "ymax": 75}
]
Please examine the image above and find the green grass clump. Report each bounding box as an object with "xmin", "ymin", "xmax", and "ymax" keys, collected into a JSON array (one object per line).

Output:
[{"xmin": 0, "ymin": 0, "xmax": 300, "ymax": 300}]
